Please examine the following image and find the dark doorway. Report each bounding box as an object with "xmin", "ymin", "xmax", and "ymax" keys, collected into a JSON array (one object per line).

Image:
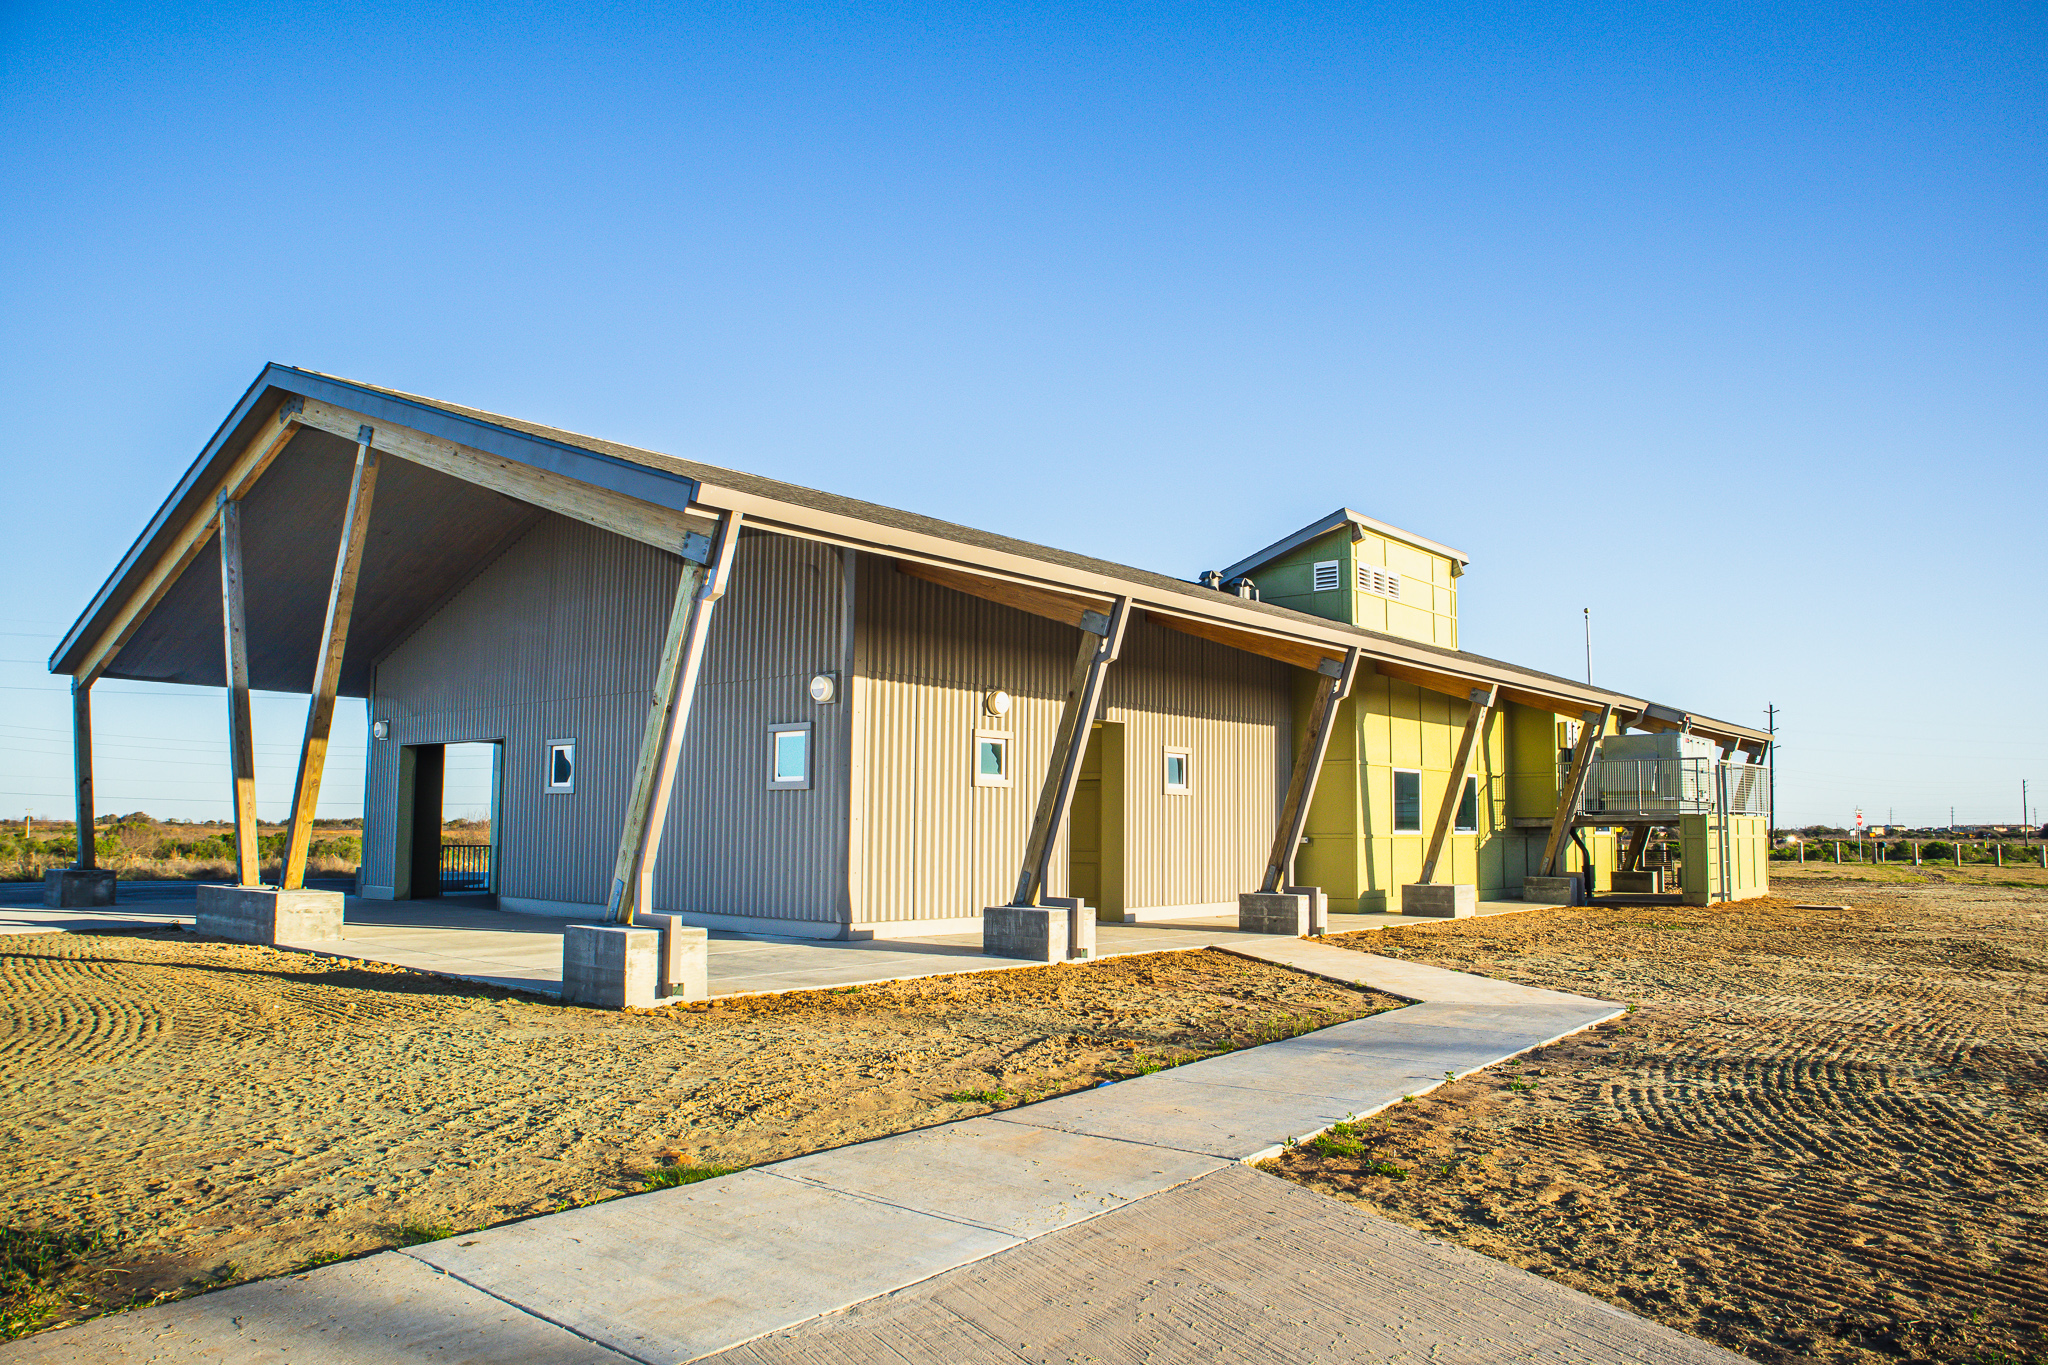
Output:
[{"xmin": 393, "ymin": 744, "xmax": 444, "ymax": 900}]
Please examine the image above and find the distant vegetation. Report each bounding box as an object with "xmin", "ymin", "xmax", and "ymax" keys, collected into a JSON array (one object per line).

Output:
[{"xmin": 0, "ymin": 813, "xmax": 378, "ymax": 883}]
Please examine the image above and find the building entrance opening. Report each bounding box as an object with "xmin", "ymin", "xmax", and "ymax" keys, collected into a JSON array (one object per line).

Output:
[
  {"xmin": 1068, "ymin": 721, "xmax": 1124, "ymax": 920},
  {"xmin": 393, "ymin": 741, "xmax": 502, "ymax": 900}
]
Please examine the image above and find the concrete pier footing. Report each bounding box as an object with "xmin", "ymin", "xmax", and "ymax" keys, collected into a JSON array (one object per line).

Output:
[
  {"xmin": 1521, "ymin": 874, "xmax": 1584, "ymax": 906},
  {"xmin": 983, "ymin": 904, "xmax": 1063, "ymax": 962},
  {"xmin": 1400, "ymin": 883, "xmax": 1477, "ymax": 918},
  {"xmin": 195, "ymin": 885, "xmax": 344, "ymax": 944},
  {"xmin": 1238, "ymin": 891, "xmax": 1311, "ymax": 936},
  {"xmin": 562, "ymin": 925, "xmax": 660, "ymax": 1009},
  {"xmin": 1612, "ymin": 870, "xmax": 1664, "ymax": 893},
  {"xmin": 43, "ymin": 867, "xmax": 116, "ymax": 908}
]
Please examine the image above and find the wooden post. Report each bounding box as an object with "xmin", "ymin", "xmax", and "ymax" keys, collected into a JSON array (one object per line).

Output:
[
  {"xmin": 1011, "ymin": 598, "xmax": 1131, "ymax": 907},
  {"xmin": 1621, "ymin": 825, "xmax": 1652, "ymax": 871},
  {"xmin": 281, "ymin": 427, "xmax": 381, "ymax": 890},
  {"xmin": 1417, "ymin": 684, "xmax": 1497, "ymax": 886},
  {"xmin": 605, "ymin": 512, "xmax": 742, "ymax": 924},
  {"xmin": 1258, "ymin": 648, "xmax": 1362, "ymax": 894},
  {"xmin": 1540, "ymin": 707, "xmax": 1610, "ymax": 876},
  {"xmin": 217, "ymin": 496, "xmax": 260, "ymax": 885},
  {"xmin": 71, "ymin": 679, "xmax": 95, "ymax": 869}
]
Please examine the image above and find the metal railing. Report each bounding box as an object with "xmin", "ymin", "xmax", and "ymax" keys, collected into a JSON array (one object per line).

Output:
[
  {"xmin": 1573, "ymin": 758, "xmax": 1770, "ymax": 820},
  {"xmin": 440, "ymin": 843, "xmax": 493, "ymax": 892}
]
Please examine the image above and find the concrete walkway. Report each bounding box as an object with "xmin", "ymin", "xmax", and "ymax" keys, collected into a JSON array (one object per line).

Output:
[
  {"xmin": 3, "ymin": 939, "xmax": 1735, "ymax": 1365},
  {"xmin": 0, "ymin": 881, "xmax": 1541, "ymax": 1000}
]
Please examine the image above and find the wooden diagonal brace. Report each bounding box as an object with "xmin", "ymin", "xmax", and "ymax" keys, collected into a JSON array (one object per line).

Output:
[
  {"xmin": 1011, "ymin": 599, "xmax": 1132, "ymax": 907},
  {"xmin": 605, "ymin": 511, "xmax": 744, "ymax": 924},
  {"xmin": 282, "ymin": 427, "xmax": 381, "ymax": 890},
  {"xmin": 217, "ymin": 496, "xmax": 260, "ymax": 885},
  {"xmin": 1417, "ymin": 685, "xmax": 1498, "ymax": 885},
  {"xmin": 1260, "ymin": 648, "xmax": 1362, "ymax": 894},
  {"xmin": 1540, "ymin": 706, "xmax": 1612, "ymax": 877}
]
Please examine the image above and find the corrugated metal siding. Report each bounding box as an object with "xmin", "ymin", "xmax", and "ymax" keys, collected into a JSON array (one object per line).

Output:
[
  {"xmin": 854, "ymin": 558, "xmax": 1074, "ymax": 924},
  {"xmin": 853, "ymin": 559, "xmax": 1292, "ymax": 924},
  {"xmin": 1102, "ymin": 616, "xmax": 1290, "ymax": 910},
  {"xmin": 364, "ymin": 519, "xmax": 849, "ymax": 922}
]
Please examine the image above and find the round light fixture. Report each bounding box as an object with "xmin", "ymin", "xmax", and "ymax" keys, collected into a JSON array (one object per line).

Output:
[
  {"xmin": 983, "ymin": 689, "xmax": 1012, "ymax": 717},
  {"xmin": 808, "ymin": 673, "xmax": 839, "ymax": 704},
  {"xmin": 371, "ymin": 719, "xmax": 390, "ymax": 740}
]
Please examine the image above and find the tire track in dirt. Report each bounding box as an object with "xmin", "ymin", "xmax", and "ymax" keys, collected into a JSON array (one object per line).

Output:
[
  {"xmin": 0, "ymin": 927, "xmax": 1402, "ymax": 1334},
  {"xmin": 1272, "ymin": 887, "xmax": 2048, "ymax": 1365}
]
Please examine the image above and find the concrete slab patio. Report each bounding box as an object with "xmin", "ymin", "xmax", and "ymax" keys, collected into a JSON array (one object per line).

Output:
[
  {"xmin": 0, "ymin": 881, "xmax": 1541, "ymax": 1001},
  {"xmin": 0, "ymin": 938, "xmax": 1731, "ymax": 1365}
]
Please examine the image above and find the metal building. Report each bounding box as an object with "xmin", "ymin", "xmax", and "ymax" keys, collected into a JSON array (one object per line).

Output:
[{"xmin": 45, "ymin": 367, "xmax": 1772, "ymax": 956}]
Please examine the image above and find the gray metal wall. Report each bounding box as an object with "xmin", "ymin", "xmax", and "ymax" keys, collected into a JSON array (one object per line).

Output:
[
  {"xmin": 851, "ymin": 558, "xmax": 1292, "ymax": 926},
  {"xmin": 363, "ymin": 518, "xmax": 851, "ymax": 924},
  {"xmin": 1102, "ymin": 617, "xmax": 1291, "ymax": 913}
]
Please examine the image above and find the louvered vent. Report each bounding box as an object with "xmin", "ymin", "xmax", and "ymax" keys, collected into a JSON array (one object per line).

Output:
[
  {"xmin": 1312, "ymin": 560, "xmax": 1340, "ymax": 592},
  {"xmin": 1357, "ymin": 565, "xmax": 1402, "ymax": 600}
]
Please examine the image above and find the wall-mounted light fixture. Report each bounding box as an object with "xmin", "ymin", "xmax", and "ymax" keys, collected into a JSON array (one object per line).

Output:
[
  {"xmin": 371, "ymin": 719, "xmax": 390, "ymax": 740},
  {"xmin": 983, "ymin": 690, "xmax": 1012, "ymax": 718},
  {"xmin": 808, "ymin": 672, "xmax": 839, "ymax": 704}
]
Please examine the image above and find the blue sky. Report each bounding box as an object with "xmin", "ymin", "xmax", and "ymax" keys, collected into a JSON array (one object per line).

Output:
[{"xmin": 2, "ymin": 1, "xmax": 2042, "ymax": 831}]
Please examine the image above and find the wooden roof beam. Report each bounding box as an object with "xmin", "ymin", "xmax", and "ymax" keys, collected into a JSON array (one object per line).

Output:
[
  {"xmin": 1142, "ymin": 611, "xmax": 1345, "ymax": 674},
  {"xmin": 296, "ymin": 397, "xmax": 719, "ymax": 558},
  {"xmin": 896, "ymin": 560, "xmax": 1114, "ymax": 630}
]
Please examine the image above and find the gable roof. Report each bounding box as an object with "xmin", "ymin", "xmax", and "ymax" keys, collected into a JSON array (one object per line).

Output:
[
  {"xmin": 1219, "ymin": 508, "xmax": 1471, "ymax": 584},
  {"xmin": 50, "ymin": 365, "xmax": 1768, "ymax": 745}
]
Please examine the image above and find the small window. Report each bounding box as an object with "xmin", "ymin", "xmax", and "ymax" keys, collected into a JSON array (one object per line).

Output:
[
  {"xmin": 974, "ymin": 730, "xmax": 1010, "ymax": 788},
  {"xmin": 546, "ymin": 740, "xmax": 576, "ymax": 793},
  {"xmin": 1357, "ymin": 564, "xmax": 1402, "ymax": 601},
  {"xmin": 769, "ymin": 722, "xmax": 812, "ymax": 790},
  {"xmin": 1312, "ymin": 560, "xmax": 1340, "ymax": 592},
  {"xmin": 1455, "ymin": 774, "xmax": 1479, "ymax": 832},
  {"xmin": 1164, "ymin": 748, "xmax": 1191, "ymax": 794},
  {"xmin": 1393, "ymin": 769, "xmax": 1422, "ymax": 831}
]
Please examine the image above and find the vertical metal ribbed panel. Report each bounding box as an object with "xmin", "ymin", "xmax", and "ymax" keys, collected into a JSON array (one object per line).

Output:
[
  {"xmin": 853, "ymin": 558, "xmax": 1073, "ymax": 925},
  {"xmin": 363, "ymin": 520, "xmax": 849, "ymax": 921},
  {"xmin": 1102, "ymin": 615, "xmax": 1291, "ymax": 912},
  {"xmin": 853, "ymin": 561, "xmax": 1293, "ymax": 924},
  {"xmin": 652, "ymin": 534, "xmax": 848, "ymax": 923}
]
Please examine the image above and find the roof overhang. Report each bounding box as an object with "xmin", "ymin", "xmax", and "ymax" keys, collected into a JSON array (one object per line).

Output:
[{"xmin": 52, "ymin": 367, "xmax": 1769, "ymax": 747}]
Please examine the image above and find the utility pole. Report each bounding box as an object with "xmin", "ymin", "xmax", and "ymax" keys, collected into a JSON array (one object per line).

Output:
[
  {"xmin": 1764, "ymin": 703, "xmax": 1778, "ymax": 835},
  {"xmin": 1583, "ymin": 608, "xmax": 1592, "ymax": 685}
]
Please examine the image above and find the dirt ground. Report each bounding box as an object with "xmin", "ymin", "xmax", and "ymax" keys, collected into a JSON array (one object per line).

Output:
[
  {"xmin": 0, "ymin": 931, "xmax": 1399, "ymax": 1337},
  {"xmin": 1270, "ymin": 873, "xmax": 2048, "ymax": 1365}
]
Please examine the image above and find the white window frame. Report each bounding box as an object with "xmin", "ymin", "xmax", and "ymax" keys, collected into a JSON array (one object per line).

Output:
[
  {"xmin": 1357, "ymin": 564, "xmax": 1403, "ymax": 601},
  {"xmin": 1163, "ymin": 747, "xmax": 1192, "ymax": 795},
  {"xmin": 545, "ymin": 739, "xmax": 576, "ymax": 794},
  {"xmin": 1312, "ymin": 560, "xmax": 1340, "ymax": 592},
  {"xmin": 1454, "ymin": 774, "xmax": 1480, "ymax": 833},
  {"xmin": 973, "ymin": 729, "xmax": 1011, "ymax": 788},
  {"xmin": 768, "ymin": 722, "xmax": 813, "ymax": 790},
  {"xmin": 1392, "ymin": 767, "xmax": 1423, "ymax": 832}
]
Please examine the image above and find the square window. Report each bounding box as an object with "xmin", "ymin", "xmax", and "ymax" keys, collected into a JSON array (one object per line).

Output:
[
  {"xmin": 769, "ymin": 723, "xmax": 812, "ymax": 790},
  {"xmin": 974, "ymin": 730, "xmax": 1010, "ymax": 788},
  {"xmin": 1393, "ymin": 769, "xmax": 1422, "ymax": 831},
  {"xmin": 545, "ymin": 740, "xmax": 575, "ymax": 794},
  {"xmin": 1455, "ymin": 775, "xmax": 1479, "ymax": 832},
  {"xmin": 1164, "ymin": 748, "xmax": 1191, "ymax": 794}
]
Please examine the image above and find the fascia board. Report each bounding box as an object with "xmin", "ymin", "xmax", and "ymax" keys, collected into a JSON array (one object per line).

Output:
[
  {"xmin": 695, "ymin": 480, "xmax": 1644, "ymax": 715},
  {"xmin": 50, "ymin": 365, "xmax": 703, "ymax": 676}
]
